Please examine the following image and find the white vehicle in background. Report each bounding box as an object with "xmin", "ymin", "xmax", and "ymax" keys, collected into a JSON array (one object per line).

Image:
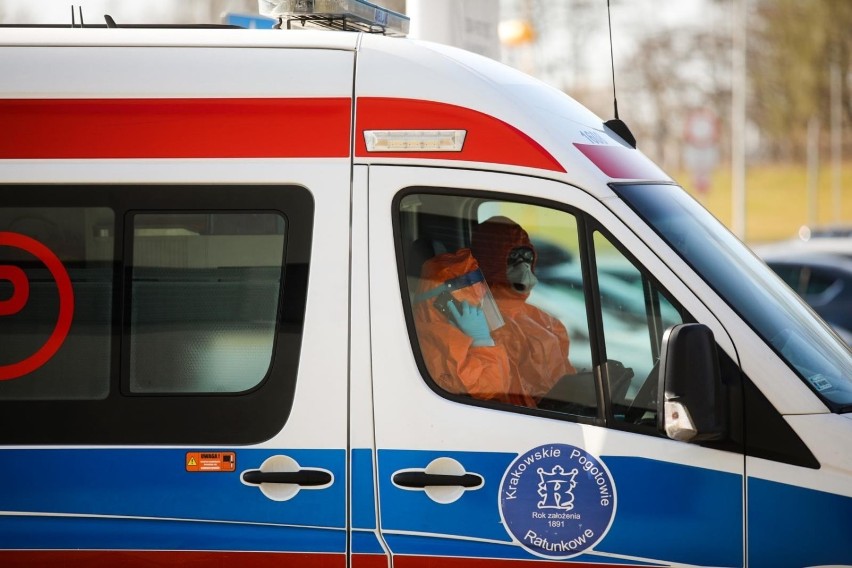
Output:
[
  {"xmin": 0, "ymin": 1, "xmax": 849, "ymax": 567},
  {"xmin": 754, "ymin": 224, "xmax": 852, "ymax": 259}
]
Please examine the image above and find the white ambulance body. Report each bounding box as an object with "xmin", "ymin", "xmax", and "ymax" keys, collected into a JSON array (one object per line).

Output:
[{"xmin": 0, "ymin": 12, "xmax": 850, "ymax": 568}]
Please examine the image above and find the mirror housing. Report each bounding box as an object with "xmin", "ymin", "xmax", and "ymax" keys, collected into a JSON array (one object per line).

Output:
[{"xmin": 657, "ymin": 324, "xmax": 725, "ymax": 442}]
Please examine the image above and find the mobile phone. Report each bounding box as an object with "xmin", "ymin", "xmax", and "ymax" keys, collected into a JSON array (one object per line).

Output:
[{"xmin": 433, "ymin": 291, "xmax": 461, "ymax": 319}]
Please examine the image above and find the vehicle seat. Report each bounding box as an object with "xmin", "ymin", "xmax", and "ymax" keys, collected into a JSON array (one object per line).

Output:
[{"xmin": 405, "ymin": 237, "xmax": 448, "ymax": 296}]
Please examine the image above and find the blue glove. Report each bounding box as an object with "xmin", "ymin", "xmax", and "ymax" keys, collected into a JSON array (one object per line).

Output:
[{"xmin": 448, "ymin": 301, "xmax": 495, "ymax": 347}]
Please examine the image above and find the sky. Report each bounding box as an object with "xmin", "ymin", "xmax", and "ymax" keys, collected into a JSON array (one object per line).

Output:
[{"xmin": 505, "ymin": 0, "xmax": 718, "ymax": 90}]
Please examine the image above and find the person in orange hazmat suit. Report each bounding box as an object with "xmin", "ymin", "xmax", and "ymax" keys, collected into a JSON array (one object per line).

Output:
[
  {"xmin": 412, "ymin": 248, "xmax": 518, "ymax": 404},
  {"xmin": 470, "ymin": 216, "xmax": 576, "ymax": 404}
]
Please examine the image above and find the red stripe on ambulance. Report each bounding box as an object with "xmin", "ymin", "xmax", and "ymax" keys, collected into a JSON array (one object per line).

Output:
[
  {"xmin": 574, "ymin": 143, "xmax": 666, "ymax": 180},
  {"xmin": 394, "ymin": 556, "xmax": 655, "ymax": 567},
  {"xmin": 0, "ymin": 97, "xmax": 563, "ymax": 171},
  {"xmin": 0, "ymin": 98, "xmax": 351, "ymax": 159},
  {"xmin": 0, "ymin": 551, "xmax": 656, "ymax": 567},
  {"xmin": 355, "ymin": 97, "xmax": 566, "ymax": 172},
  {"xmin": 0, "ymin": 551, "xmax": 346, "ymax": 567}
]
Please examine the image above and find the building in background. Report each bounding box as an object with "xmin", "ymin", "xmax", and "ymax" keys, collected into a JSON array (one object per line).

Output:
[{"xmin": 407, "ymin": 0, "xmax": 499, "ymax": 60}]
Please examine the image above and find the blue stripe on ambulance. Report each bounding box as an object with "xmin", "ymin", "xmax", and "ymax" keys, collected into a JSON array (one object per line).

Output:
[
  {"xmin": 747, "ymin": 476, "xmax": 852, "ymax": 567},
  {"xmin": 352, "ymin": 448, "xmax": 377, "ymax": 530},
  {"xmin": 0, "ymin": 448, "xmax": 345, "ymax": 552},
  {"xmin": 600, "ymin": 456, "xmax": 743, "ymax": 566},
  {"xmin": 352, "ymin": 530, "xmax": 386, "ymax": 554},
  {"xmin": 0, "ymin": 515, "xmax": 343, "ymax": 552},
  {"xmin": 351, "ymin": 448, "xmax": 386, "ymax": 554},
  {"xmin": 377, "ymin": 450, "xmax": 742, "ymax": 566}
]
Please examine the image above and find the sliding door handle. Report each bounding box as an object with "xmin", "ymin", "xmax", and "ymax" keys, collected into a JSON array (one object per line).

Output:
[
  {"xmin": 242, "ymin": 469, "xmax": 332, "ymax": 487},
  {"xmin": 393, "ymin": 471, "xmax": 482, "ymax": 488}
]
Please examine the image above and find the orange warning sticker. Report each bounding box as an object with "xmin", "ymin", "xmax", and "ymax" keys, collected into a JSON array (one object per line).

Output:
[{"xmin": 186, "ymin": 452, "xmax": 236, "ymax": 472}]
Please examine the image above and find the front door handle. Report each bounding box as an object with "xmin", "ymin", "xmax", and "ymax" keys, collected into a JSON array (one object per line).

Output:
[
  {"xmin": 391, "ymin": 458, "xmax": 484, "ymax": 504},
  {"xmin": 393, "ymin": 471, "xmax": 482, "ymax": 488},
  {"xmin": 242, "ymin": 469, "xmax": 332, "ymax": 486},
  {"xmin": 241, "ymin": 455, "xmax": 334, "ymax": 501}
]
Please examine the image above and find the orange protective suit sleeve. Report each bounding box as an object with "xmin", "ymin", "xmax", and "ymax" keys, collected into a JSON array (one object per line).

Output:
[{"xmin": 413, "ymin": 303, "xmax": 513, "ymax": 402}]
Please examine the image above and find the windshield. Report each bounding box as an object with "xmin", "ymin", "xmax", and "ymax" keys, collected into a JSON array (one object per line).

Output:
[{"xmin": 612, "ymin": 183, "xmax": 852, "ymax": 412}]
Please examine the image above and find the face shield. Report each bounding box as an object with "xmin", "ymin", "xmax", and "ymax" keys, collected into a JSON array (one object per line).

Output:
[{"xmin": 415, "ymin": 268, "xmax": 505, "ymax": 331}]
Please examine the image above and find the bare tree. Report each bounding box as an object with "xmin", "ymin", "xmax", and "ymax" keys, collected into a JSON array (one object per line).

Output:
[
  {"xmin": 749, "ymin": 0, "xmax": 852, "ymax": 161},
  {"xmin": 617, "ymin": 4, "xmax": 731, "ymax": 169}
]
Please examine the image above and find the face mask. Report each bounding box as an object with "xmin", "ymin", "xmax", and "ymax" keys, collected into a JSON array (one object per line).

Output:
[
  {"xmin": 507, "ymin": 246, "xmax": 534, "ymax": 267},
  {"xmin": 506, "ymin": 247, "xmax": 537, "ymax": 295}
]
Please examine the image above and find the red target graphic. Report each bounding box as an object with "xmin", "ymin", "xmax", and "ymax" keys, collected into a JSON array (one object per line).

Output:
[{"xmin": 0, "ymin": 232, "xmax": 75, "ymax": 380}]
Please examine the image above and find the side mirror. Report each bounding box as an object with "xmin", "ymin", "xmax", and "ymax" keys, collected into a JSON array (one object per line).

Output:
[{"xmin": 657, "ymin": 324, "xmax": 725, "ymax": 442}]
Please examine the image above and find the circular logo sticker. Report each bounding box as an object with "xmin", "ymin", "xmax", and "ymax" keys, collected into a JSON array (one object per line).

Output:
[
  {"xmin": 499, "ymin": 444, "xmax": 616, "ymax": 559},
  {"xmin": 0, "ymin": 232, "xmax": 75, "ymax": 381}
]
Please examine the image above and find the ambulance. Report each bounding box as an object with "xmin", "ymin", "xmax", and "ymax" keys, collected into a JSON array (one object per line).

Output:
[{"xmin": 0, "ymin": 1, "xmax": 849, "ymax": 566}]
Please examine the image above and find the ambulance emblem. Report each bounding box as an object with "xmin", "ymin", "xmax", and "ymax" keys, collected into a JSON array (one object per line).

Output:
[
  {"xmin": 498, "ymin": 444, "xmax": 616, "ymax": 559},
  {"xmin": 536, "ymin": 465, "xmax": 578, "ymax": 510}
]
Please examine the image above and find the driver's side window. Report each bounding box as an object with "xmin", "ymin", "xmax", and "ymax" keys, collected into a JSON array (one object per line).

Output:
[
  {"xmin": 400, "ymin": 194, "xmax": 594, "ymax": 414},
  {"xmin": 399, "ymin": 192, "xmax": 688, "ymax": 428}
]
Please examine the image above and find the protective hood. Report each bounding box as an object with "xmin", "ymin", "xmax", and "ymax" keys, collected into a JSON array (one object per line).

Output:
[{"xmin": 471, "ymin": 216, "xmax": 537, "ymax": 297}]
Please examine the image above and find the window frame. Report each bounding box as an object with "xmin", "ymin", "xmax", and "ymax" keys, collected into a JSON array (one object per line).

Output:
[{"xmin": 0, "ymin": 184, "xmax": 313, "ymax": 445}]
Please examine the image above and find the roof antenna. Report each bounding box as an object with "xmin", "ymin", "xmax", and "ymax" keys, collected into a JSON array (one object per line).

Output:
[
  {"xmin": 105, "ymin": 14, "xmax": 117, "ymax": 28},
  {"xmin": 603, "ymin": 0, "xmax": 637, "ymax": 148},
  {"xmin": 71, "ymin": 5, "xmax": 85, "ymax": 28}
]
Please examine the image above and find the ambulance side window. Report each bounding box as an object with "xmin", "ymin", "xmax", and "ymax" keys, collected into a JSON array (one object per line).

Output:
[
  {"xmin": 0, "ymin": 206, "xmax": 114, "ymax": 400},
  {"xmin": 128, "ymin": 212, "xmax": 285, "ymax": 394},
  {"xmin": 399, "ymin": 192, "xmax": 595, "ymax": 416},
  {"xmin": 0, "ymin": 185, "xmax": 312, "ymax": 445},
  {"xmin": 398, "ymin": 191, "xmax": 690, "ymax": 429},
  {"xmin": 592, "ymin": 230, "xmax": 687, "ymax": 427}
]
